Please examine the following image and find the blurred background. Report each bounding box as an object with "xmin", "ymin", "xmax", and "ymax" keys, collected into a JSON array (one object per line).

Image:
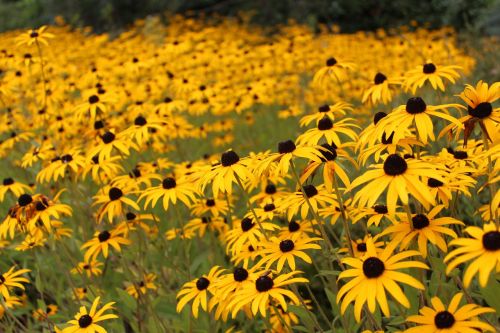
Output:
[{"xmin": 1, "ymin": 0, "xmax": 500, "ymax": 34}]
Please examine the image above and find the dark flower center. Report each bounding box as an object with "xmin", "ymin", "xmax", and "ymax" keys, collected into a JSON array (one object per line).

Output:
[
  {"xmin": 98, "ymin": 230, "xmax": 111, "ymax": 242},
  {"xmin": 30, "ymin": 31, "xmax": 39, "ymax": 38},
  {"xmin": 3, "ymin": 178, "xmax": 14, "ymax": 186},
  {"xmin": 318, "ymin": 104, "xmax": 330, "ymax": 112},
  {"xmin": 288, "ymin": 220, "xmax": 300, "ymax": 232},
  {"xmin": 94, "ymin": 120, "xmax": 104, "ymax": 130},
  {"xmin": 221, "ymin": 150, "xmax": 240, "ymax": 167},
  {"xmin": 206, "ymin": 199, "xmax": 215, "ymax": 207},
  {"xmin": 482, "ymin": 231, "xmax": 500, "ymax": 251},
  {"xmin": 0, "ymin": 275, "xmax": 4, "ymax": 284},
  {"xmin": 78, "ymin": 314, "xmax": 93, "ymax": 328},
  {"xmin": 35, "ymin": 199, "xmax": 49, "ymax": 211},
  {"xmin": 61, "ymin": 154, "xmax": 73, "ymax": 163},
  {"xmin": 468, "ymin": 102, "xmax": 492, "ymax": 119},
  {"xmin": 279, "ymin": 239, "xmax": 295, "ymax": 252},
  {"xmin": 383, "ymin": 154, "xmax": 408, "ymax": 175},
  {"xmin": 302, "ymin": 184, "xmax": 318, "ymax": 198},
  {"xmin": 427, "ymin": 178, "xmax": 444, "ymax": 188},
  {"xmin": 373, "ymin": 204, "xmax": 388, "ymax": 214},
  {"xmin": 320, "ymin": 143, "xmax": 337, "ymax": 161},
  {"xmin": 374, "ymin": 72, "xmax": 387, "ymax": 84},
  {"xmin": 362, "ymin": 257, "xmax": 385, "ymax": 278},
  {"xmin": 201, "ymin": 217, "xmax": 211, "ymax": 224},
  {"xmin": 453, "ymin": 151, "xmax": 468, "ymax": 160},
  {"xmin": 381, "ymin": 132, "xmax": 394, "ymax": 144},
  {"xmin": 108, "ymin": 187, "xmax": 123, "ymax": 201},
  {"xmin": 264, "ymin": 203, "xmax": 275, "ymax": 212},
  {"xmin": 18, "ymin": 194, "xmax": 33, "ymax": 207},
  {"xmin": 357, "ymin": 243, "xmax": 367, "ymax": 252},
  {"xmin": 265, "ymin": 184, "xmax": 277, "ymax": 194},
  {"xmin": 423, "ymin": 63, "xmax": 437, "ymax": 74},
  {"xmin": 134, "ymin": 116, "xmax": 147, "ymax": 126},
  {"xmin": 126, "ymin": 212, "xmax": 136, "ymax": 220},
  {"xmin": 412, "ymin": 214, "xmax": 430, "ymax": 229},
  {"xmin": 326, "ymin": 57, "xmax": 337, "ymax": 66},
  {"xmin": 129, "ymin": 168, "xmax": 141, "ymax": 178},
  {"xmin": 241, "ymin": 217, "xmax": 255, "ymax": 231},
  {"xmin": 196, "ymin": 277, "xmax": 210, "ymax": 290},
  {"xmin": 318, "ymin": 116, "xmax": 334, "ymax": 130},
  {"xmin": 434, "ymin": 311, "xmax": 455, "ymax": 329},
  {"xmin": 233, "ymin": 267, "xmax": 249, "ymax": 282},
  {"xmin": 162, "ymin": 177, "xmax": 176, "ymax": 189},
  {"xmin": 406, "ymin": 97, "xmax": 427, "ymax": 114},
  {"xmin": 88, "ymin": 95, "xmax": 99, "ymax": 104},
  {"xmin": 278, "ymin": 140, "xmax": 296, "ymax": 154},
  {"xmin": 101, "ymin": 131, "xmax": 115, "ymax": 144},
  {"xmin": 256, "ymin": 276, "xmax": 274, "ymax": 292},
  {"xmin": 373, "ymin": 112, "xmax": 387, "ymax": 125}
]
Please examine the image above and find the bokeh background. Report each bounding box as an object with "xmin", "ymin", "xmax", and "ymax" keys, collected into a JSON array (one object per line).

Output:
[{"xmin": 1, "ymin": 0, "xmax": 500, "ymax": 34}]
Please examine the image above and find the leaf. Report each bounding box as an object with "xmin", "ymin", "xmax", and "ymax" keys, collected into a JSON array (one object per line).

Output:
[
  {"xmin": 480, "ymin": 277, "xmax": 500, "ymax": 314},
  {"xmin": 289, "ymin": 304, "xmax": 317, "ymax": 331},
  {"xmin": 116, "ymin": 288, "xmax": 137, "ymax": 311}
]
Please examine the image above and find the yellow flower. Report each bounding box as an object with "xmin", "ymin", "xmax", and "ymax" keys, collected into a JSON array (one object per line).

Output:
[
  {"xmin": 444, "ymin": 223, "xmax": 500, "ymax": 287},
  {"xmin": 405, "ymin": 293, "xmax": 495, "ymax": 333},
  {"xmin": 16, "ymin": 26, "xmax": 54, "ymax": 47},
  {"xmin": 337, "ymin": 239, "xmax": 428, "ymax": 322},
  {"xmin": 62, "ymin": 296, "xmax": 118, "ymax": 333}
]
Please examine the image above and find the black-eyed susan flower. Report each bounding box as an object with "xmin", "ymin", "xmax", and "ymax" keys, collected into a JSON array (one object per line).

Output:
[
  {"xmin": 0, "ymin": 178, "xmax": 31, "ymax": 201},
  {"xmin": 184, "ymin": 216, "xmax": 228, "ymax": 237},
  {"xmin": 139, "ymin": 176, "xmax": 196, "ymax": 211},
  {"xmin": 375, "ymin": 97, "xmax": 463, "ymax": 145},
  {"xmin": 300, "ymin": 143, "xmax": 357, "ymax": 190},
  {"xmin": 256, "ymin": 234, "xmax": 321, "ymax": 272},
  {"xmin": 377, "ymin": 205, "xmax": 463, "ymax": 257},
  {"xmin": 125, "ymin": 273, "xmax": 158, "ymax": 299},
  {"xmin": 71, "ymin": 260, "xmax": 104, "ymax": 278},
  {"xmin": 404, "ymin": 61, "xmax": 461, "ymax": 93},
  {"xmin": 16, "ymin": 26, "xmax": 55, "ymax": 46},
  {"xmin": 61, "ymin": 296, "xmax": 118, "ymax": 333},
  {"xmin": 254, "ymin": 140, "xmax": 324, "ymax": 177},
  {"xmin": 444, "ymin": 80, "xmax": 500, "ymax": 143},
  {"xmin": 81, "ymin": 226, "xmax": 131, "ymax": 262},
  {"xmin": 350, "ymin": 153, "xmax": 445, "ymax": 214},
  {"xmin": 362, "ymin": 72, "xmax": 401, "ymax": 105},
  {"xmin": 33, "ymin": 304, "xmax": 58, "ymax": 321},
  {"xmin": 337, "ymin": 239, "xmax": 428, "ymax": 322},
  {"xmin": 444, "ymin": 223, "xmax": 500, "ymax": 287},
  {"xmin": 199, "ymin": 150, "xmax": 253, "ymax": 197},
  {"xmin": 313, "ymin": 57, "xmax": 356, "ymax": 87},
  {"xmin": 296, "ymin": 116, "xmax": 359, "ymax": 147},
  {"xmin": 176, "ymin": 266, "xmax": 223, "ymax": 318},
  {"xmin": 299, "ymin": 102, "xmax": 352, "ymax": 127},
  {"xmin": 87, "ymin": 131, "xmax": 136, "ymax": 161},
  {"xmin": 228, "ymin": 270, "xmax": 307, "ymax": 318},
  {"xmin": 404, "ymin": 293, "xmax": 495, "ymax": 333},
  {"xmin": 93, "ymin": 186, "xmax": 139, "ymax": 223},
  {"xmin": 279, "ymin": 184, "xmax": 336, "ymax": 221},
  {"xmin": 0, "ymin": 266, "xmax": 30, "ymax": 298},
  {"xmin": 340, "ymin": 235, "xmax": 384, "ymax": 258},
  {"xmin": 225, "ymin": 217, "xmax": 280, "ymax": 255},
  {"xmin": 190, "ymin": 197, "xmax": 230, "ymax": 218}
]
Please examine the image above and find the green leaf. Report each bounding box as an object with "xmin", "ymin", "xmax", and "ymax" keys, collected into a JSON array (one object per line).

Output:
[
  {"xmin": 480, "ymin": 277, "xmax": 500, "ymax": 314},
  {"xmin": 289, "ymin": 304, "xmax": 317, "ymax": 331},
  {"xmin": 115, "ymin": 288, "xmax": 137, "ymax": 311}
]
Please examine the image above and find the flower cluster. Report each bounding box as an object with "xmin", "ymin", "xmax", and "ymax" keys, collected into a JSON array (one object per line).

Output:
[{"xmin": 0, "ymin": 15, "xmax": 498, "ymax": 333}]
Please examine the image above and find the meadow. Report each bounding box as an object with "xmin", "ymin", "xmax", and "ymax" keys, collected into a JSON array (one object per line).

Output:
[{"xmin": 0, "ymin": 15, "xmax": 499, "ymax": 333}]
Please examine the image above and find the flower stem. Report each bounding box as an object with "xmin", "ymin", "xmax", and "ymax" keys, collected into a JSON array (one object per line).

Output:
[{"xmin": 332, "ymin": 175, "xmax": 354, "ymax": 256}]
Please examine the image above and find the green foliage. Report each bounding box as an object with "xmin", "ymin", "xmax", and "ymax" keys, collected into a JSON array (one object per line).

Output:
[{"xmin": 0, "ymin": 0, "xmax": 499, "ymax": 33}]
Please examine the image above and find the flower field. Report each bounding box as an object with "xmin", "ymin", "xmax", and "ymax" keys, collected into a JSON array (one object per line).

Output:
[{"xmin": 0, "ymin": 16, "xmax": 499, "ymax": 333}]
